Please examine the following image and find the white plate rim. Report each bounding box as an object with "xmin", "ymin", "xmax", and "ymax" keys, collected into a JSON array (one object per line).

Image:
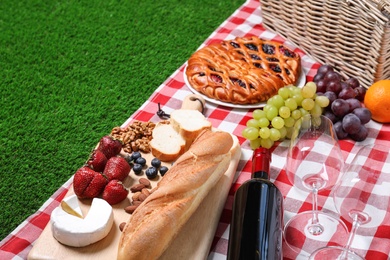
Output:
[{"xmin": 183, "ymin": 63, "xmax": 306, "ymax": 109}]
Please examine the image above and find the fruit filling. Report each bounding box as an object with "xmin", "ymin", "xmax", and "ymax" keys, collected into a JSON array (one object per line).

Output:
[
  {"xmin": 279, "ymin": 46, "xmax": 296, "ymax": 58},
  {"xmin": 262, "ymin": 44, "xmax": 275, "ymax": 55},
  {"xmin": 230, "ymin": 42, "xmax": 240, "ymax": 48},
  {"xmin": 270, "ymin": 64, "xmax": 282, "ymax": 73},
  {"xmin": 250, "ymin": 54, "xmax": 261, "ymax": 60},
  {"xmin": 253, "ymin": 63, "xmax": 262, "ymax": 69},
  {"xmin": 266, "ymin": 57, "xmax": 279, "ymax": 62},
  {"xmin": 211, "ymin": 74, "xmax": 223, "ymax": 83},
  {"xmin": 231, "ymin": 78, "xmax": 246, "ymax": 88},
  {"xmin": 244, "ymin": 43, "xmax": 258, "ymax": 51}
]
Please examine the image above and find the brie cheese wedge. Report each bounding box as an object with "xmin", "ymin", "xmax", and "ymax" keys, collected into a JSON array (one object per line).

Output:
[{"xmin": 50, "ymin": 195, "xmax": 114, "ymax": 247}]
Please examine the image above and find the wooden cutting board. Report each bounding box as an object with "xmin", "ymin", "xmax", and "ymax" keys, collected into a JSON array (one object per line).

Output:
[{"xmin": 28, "ymin": 132, "xmax": 241, "ymax": 260}]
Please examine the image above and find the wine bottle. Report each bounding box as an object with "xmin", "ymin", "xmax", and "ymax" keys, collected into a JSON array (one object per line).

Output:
[{"xmin": 227, "ymin": 147, "xmax": 284, "ymax": 260}]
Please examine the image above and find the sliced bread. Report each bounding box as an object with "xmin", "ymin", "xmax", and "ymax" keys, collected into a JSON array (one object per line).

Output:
[
  {"xmin": 150, "ymin": 123, "xmax": 186, "ymax": 162},
  {"xmin": 170, "ymin": 109, "xmax": 212, "ymax": 148}
]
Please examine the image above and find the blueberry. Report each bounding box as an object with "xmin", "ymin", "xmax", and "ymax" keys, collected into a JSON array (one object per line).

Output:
[
  {"xmin": 151, "ymin": 158, "xmax": 161, "ymax": 168},
  {"xmin": 159, "ymin": 166, "xmax": 169, "ymax": 176},
  {"xmin": 135, "ymin": 157, "xmax": 146, "ymax": 166},
  {"xmin": 133, "ymin": 163, "xmax": 143, "ymax": 175},
  {"xmin": 145, "ymin": 167, "xmax": 158, "ymax": 179},
  {"xmin": 124, "ymin": 154, "xmax": 133, "ymax": 164},
  {"xmin": 131, "ymin": 151, "xmax": 142, "ymax": 161}
]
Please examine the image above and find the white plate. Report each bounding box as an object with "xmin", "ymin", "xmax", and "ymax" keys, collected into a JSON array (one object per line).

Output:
[{"xmin": 183, "ymin": 64, "xmax": 306, "ymax": 109}]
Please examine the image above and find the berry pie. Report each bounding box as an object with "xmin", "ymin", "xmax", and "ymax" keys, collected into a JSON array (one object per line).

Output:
[{"xmin": 185, "ymin": 36, "xmax": 301, "ymax": 104}]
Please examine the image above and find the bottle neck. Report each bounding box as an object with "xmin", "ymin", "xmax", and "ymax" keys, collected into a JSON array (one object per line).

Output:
[{"xmin": 251, "ymin": 147, "xmax": 271, "ymax": 180}]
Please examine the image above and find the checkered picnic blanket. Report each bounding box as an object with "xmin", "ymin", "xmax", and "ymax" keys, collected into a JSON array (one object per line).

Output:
[{"xmin": 1, "ymin": 0, "xmax": 390, "ymax": 259}]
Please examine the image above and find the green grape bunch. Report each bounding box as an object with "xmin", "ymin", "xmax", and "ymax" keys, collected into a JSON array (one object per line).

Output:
[{"xmin": 242, "ymin": 82, "xmax": 330, "ymax": 149}]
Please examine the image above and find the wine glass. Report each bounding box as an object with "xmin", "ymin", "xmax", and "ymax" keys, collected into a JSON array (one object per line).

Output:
[
  {"xmin": 283, "ymin": 114, "xmax": 349, "ymax": 256},
  {"xmin": 309, "ymin": 143, "xmax": 390, "ymax": 259},
  {"xmin": 309, "ymin": 246, "xmax": 364, "ymax": 260}
]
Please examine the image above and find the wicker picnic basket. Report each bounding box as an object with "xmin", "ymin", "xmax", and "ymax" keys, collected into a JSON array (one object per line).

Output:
[{"xmin": 261, "ymin": 0, "xmax": 390, "ymax": 89}]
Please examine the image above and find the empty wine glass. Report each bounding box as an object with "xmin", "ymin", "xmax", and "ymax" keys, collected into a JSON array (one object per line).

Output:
[
  {"xmin": 309, "ymin": 246, "xmax": 364, "ymax": 260},
  {"xmin": 284, "ymin": 114, "xmax": 349, "ymax": 256},
  {"xmin": 309, "ymin": 143, "xmax": 390, "ymax": 259}
]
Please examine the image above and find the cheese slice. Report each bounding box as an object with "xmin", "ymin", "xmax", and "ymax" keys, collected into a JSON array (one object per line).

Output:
[{"xmin": 50, "ymin": 195, "xmax": 114, "ymax": 247}]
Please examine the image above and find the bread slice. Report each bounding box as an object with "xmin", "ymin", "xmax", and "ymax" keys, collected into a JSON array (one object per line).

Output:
[
  {"xmin": 150, "ymin": 123, "xmax": 186, "ymax": 162},
  {"xmin": 170, "ymin": 109, "xmax": 212, "ymax": 148}
]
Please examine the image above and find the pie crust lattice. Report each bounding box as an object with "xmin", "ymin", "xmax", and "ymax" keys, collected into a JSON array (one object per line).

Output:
[{"xmin": 185, "ymin": 36, "xmax": 301, "ymax": 105}]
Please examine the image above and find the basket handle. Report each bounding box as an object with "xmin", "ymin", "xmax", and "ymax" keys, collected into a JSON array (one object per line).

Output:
[
  {"xmin": 346, "ymin": 0, "xmax": 390, "ymax": 19},
  {"xmin": 371, "ymin": 0, "xmax": 390, "ymax": 16}
]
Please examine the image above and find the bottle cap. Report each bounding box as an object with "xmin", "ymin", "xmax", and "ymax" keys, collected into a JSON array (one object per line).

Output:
[{"xmin": 251, "ymin": 148, "xmax": 271, "ymax": 179}]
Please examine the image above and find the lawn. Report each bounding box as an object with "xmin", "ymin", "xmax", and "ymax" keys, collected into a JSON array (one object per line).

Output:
[{"xmin": 0, "ymin": 0, "xmax": 245, "ymax": 241}]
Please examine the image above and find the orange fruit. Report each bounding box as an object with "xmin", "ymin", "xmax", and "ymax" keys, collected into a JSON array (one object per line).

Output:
[{"xmin": 364, "ymin": 79, "xmax": 390, "ymax": 123}]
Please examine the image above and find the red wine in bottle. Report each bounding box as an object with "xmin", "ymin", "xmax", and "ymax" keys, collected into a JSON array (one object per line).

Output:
[{"xmin": 227, "ymin": 147, "xmax": 284, "ymax": 260}]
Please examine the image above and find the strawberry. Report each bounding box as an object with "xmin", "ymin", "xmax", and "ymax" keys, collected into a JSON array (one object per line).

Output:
[
  {"xmin": 73, "ymin": 166, "xmax": 108, "ymax": 199},
  {"xmin": 98, "ymin": 135, "xmax": 122, "ymax": 159},
  {"xmin": 103, "ymin": 156, "xmax": 131, "ymax": 181},
  {"xmin": 102, "ymin": 180, "xmax": 129, "ymax": 205},
  {"xmin": 86, "ymin": 149, "xmax": 107, "ymax": 172}
]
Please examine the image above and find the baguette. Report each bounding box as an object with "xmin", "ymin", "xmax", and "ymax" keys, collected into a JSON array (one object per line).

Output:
[{"xmin": 117, "ymin": 129, "xmax": 233, "ymax": 260}]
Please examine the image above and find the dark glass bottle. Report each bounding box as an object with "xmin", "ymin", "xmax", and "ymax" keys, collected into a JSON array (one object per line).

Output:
[{"xmin": 227, "ymin": 147, "xmax": 284, "ymax": 260}]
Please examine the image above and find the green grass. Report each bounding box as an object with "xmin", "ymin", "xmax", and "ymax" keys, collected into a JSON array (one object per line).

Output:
[{"xmin": 0, "ymin": 0, "xmax": 244, "ymax": 241}]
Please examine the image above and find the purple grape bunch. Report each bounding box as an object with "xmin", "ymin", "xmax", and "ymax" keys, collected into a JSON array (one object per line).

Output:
[{"xmin": 314, "ymin": 65, "xmax": 371, "ymax": 141}]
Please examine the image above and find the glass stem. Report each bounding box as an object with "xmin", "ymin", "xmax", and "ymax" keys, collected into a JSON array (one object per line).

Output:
[
  {"xmin": 311, "ymin": 186, "xmax": 319, "ymax": 225},
  {"xmin": 345, "ymin": 214, "xmax": 361, "ymax": 251}
]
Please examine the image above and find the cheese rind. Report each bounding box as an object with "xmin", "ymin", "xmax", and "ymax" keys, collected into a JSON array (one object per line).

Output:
[{"xmin": 50, "ymin": 195, "xmax": 114, "ymax": 247}]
